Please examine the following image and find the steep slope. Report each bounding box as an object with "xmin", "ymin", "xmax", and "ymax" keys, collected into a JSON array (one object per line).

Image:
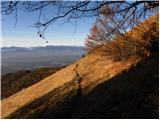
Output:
[
  {"xmin": 1, "ymin": 52, "xmax": 141, "ymax": 118},
  {"xmin": 18, "ymin": 53, "xmax": 158, "ymax": 119}
]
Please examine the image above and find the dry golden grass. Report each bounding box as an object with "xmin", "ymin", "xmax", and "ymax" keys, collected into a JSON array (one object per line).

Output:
[
  {"xmin": 1, "ymin": 50, "xmax": 141, "ymax": 118},
  {"xmin": 1, "ymin": 66, "xmax": 65, "ymax": 99},
  {"xmin": 1, "ymin": 52, "xmax": 158, "ymax": 119}
]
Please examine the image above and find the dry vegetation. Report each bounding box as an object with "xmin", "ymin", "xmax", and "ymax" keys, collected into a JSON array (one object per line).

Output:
[
  {"xmin": 5, "ymin": 53, "xmax": 159, "ymax": 119},
  {"xmin": 1, "ymin": 66, "xmax": 65, "ymax": 99},
  {"xmin": 86, "ymin": 14, "xmax": 159, "ymax": 61},
  {"xmin": 100, "ymin": 14, "xmax": 159, "ymax": 61},
  {"xmin": 1, "ymin": 49, "xmax": 141, "ymax": 119}
]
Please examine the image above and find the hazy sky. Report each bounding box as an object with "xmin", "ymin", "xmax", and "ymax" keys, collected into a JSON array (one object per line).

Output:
[{"xmin": 1, "ymin": 2, "xmax": 96, "ymax": 47}]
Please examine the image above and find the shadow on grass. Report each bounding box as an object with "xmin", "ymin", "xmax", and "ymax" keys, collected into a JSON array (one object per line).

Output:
[{"xmin": 8, "ymin": 54, "xmax": 158, "ymax": 119}]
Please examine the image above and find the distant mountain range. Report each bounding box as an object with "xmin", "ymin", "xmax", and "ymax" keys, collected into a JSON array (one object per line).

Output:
[
  {"xmin": 1, "ymin": 45, "xmax": 85, "ymax": 52},
  {"xmin": 1, "ymin": 46, "xmax": 86, "ymax": 74}
]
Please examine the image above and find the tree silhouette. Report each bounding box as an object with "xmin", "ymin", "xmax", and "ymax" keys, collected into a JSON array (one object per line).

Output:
[{"xmin": 1, "ymin": 1, "xmax": 159, "ymax": 40}]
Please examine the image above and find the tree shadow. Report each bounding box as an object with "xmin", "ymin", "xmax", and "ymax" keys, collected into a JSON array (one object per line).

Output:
[{"xmin": 7, "ymin": 54, "xmax": 158, "ymax": 119}]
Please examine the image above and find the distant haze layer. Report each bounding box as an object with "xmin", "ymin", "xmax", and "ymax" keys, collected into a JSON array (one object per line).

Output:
[{"xmin": 1, "ymin": 46, "xmax": 86, "ymax": 74}]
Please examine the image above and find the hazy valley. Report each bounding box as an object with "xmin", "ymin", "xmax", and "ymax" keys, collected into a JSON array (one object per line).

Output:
[{"xmin": 1, "ymin": 46, "xmax": 86, "ymax": 74}]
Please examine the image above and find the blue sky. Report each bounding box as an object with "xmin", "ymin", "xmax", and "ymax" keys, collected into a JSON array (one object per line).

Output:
[{"xmin": 1, "ymin": 2, "xmax": 96, "ymax": 47}]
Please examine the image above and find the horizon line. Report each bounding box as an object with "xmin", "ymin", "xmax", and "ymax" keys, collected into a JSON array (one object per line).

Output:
[{"xmin": 1, "ymin": 45, "xmax": 85, "ymax": 48}]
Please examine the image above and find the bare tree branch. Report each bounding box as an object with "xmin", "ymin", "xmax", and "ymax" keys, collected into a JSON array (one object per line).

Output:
[{"xmin": 1, "ymin": 1, "xmax": 159, "ymax": 41}]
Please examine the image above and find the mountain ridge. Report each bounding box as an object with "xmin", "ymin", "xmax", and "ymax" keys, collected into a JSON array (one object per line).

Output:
[{"xmin": 1, "ymin": 45, "xmax": 85, "ymax": 51}]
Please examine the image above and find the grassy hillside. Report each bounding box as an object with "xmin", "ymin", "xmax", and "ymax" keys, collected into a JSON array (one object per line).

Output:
[
  {"xmin": 1, "ymin": 66, "xmax": 65, "ymax": 99},
  {"xmin": 6, "ymin": 52, "xmax": 158, "ymax": 119}
]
